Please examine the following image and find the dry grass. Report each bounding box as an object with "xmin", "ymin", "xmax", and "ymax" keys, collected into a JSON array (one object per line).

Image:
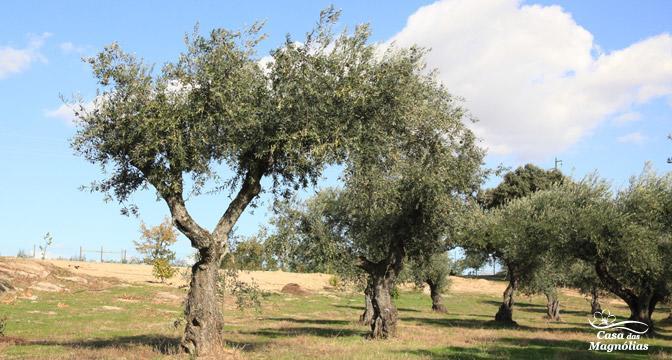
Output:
[{"xmin": 1, "ymin": 258, "xmax": 671, "ymax": 359}]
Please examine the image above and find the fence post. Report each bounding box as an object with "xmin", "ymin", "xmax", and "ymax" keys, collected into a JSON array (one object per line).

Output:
[
  {"xmin": 100, "ymin": 246, "xmax": 104, "ymax": 263},
  {"xmin": 33, "ymin": 244, "xmax": 36, "ymax": 258},
  {"xmin": 80, "ymin": 246, "xmax": 83, "ymax": 261}
]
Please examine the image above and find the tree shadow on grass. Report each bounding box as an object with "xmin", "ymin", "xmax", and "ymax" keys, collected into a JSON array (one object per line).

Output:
[
  {"xmin": 266, "ymin": 317, "xmax": 353, "ymax": 325},
  {"xmin": 481, "ymin": 300, "xmax": 543, "ymax": 309},
  {"xmin": 245, "ymin": 326, "xmax": 365, "ymax": 339},
  {"xmin": 333, "ymin": 304, "xmax": 421, "ymax": 312},
  {"xmin": 398, "ymin": 338, "xmax": 621, "ymax": 360},
  {"xmin": 401, "ymin": 316, "xmax": 535, "ymax": 331},
  {"xmin": 23, "ymin": 335, "xmax": 181, "ymax": 355},
  {"xmin": 401, "ymin": 316, "xmax": 604, "ymax": 335}
]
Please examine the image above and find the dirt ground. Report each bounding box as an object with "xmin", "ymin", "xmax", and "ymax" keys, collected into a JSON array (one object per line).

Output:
[
  {"xmin": 43, "ymin": 259, "xmax": 334, "ymax": 292},
  {"xmin": 0, "ymin": 257, "xmax": 589, "ymax": 299}
]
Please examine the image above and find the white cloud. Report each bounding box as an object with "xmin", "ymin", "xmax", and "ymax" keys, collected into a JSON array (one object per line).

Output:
[
  {"xmin": 0, "ymin": 33, "xmax": 51, "ymax": 79},
  {"xmin": 45, "ymin": 99, "xmax": 99, "ymax": 126},
  {"xmin": 617, "ymin": 132, "xmax": 646, "ymax": 144},
  {"xmin": 45, "ymin": 103, "xmax": 79, "ymax": 125},
  {"xmin": 387, "ymin": 0, "xmax": 672, "ymax": 159},
  {"xmin": 59, "ymin": 41, "xmax": 85, "ymax": 54},
  {"xmin": 612, "ymin": 111, "xmax": 641, "ymax": 125}
]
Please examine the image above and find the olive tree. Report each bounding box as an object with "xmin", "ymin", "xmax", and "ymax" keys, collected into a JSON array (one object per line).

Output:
[
  {"xmin": 464, "ymin": 164, "xmax": 565, "ymax": 324},
  {"xmin": 558, "ymin": 168, "xmax": 672, "ymax": 334},
  {"xmin": 567, "ymin": 260, "xmax": 607, "ymax": 315},
  {"xmin": 70, "ymin": 9, "xmax": 402, "ymax": 355},
  {"xmin": 462, "ymin": 188, "xmax": 566, "ymax": 324},
  {"xmin": 341, "ymin": 74, "xmax": 484, "ymax": 338},
  {"xmin": 407, "ymin": 253, "xmax": 454, "ymax": 313},
  {"xmin": 518, "ymin": 254, "xmax": 569, "ymax": 321}
]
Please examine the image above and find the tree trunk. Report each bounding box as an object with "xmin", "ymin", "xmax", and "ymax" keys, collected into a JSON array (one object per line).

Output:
[
  {"xmin": 180, "ymin": 247, "xmax": 224, "ymax": 355},
  {"xmin": 360, "ymin": 281, "xmax": 374, "ymax": 325},
  {"xmin": 370, "ymin": 271, "xmax": 398, "ymax": 339},
  {"xmin": 626, "ymin": 295, "xmax": 657, "ymax": 336},
  {"xmin": 427, "ymin": 279, "xmax": 447, "ymax": 313},
  {"xmin": 590, "ymin": 289, "xmax": 602, "ymax": 315},
  {"xmin": 545, "ymin": 291, "xmax": 561, "ymax": 321},
  {"xmin": 495, "ymin": 269, "xmax": 517, "ymax": 324}
]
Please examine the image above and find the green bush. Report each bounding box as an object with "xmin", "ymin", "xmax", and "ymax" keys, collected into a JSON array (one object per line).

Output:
[{"xmin": 152, "ymin": 258, "xmax": 176, "ymax": 283}]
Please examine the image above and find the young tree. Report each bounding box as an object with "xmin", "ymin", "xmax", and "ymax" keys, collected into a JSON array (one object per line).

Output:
[
  {"xmin": 518, "ymin": 255, "xmax": 568, "ymax": 321},
  {"xmin": 152, "ymin": 258, "xmax": 177, "ymax": 283},
  {"xmin": 408, "ymin": 253, "xmax": 454, "ymax": 313},
  {"xmin": 567, "ymin": 260, "xmax": 607, "ymax": 315},
  {"xmin": 134, "ymin": 218, "xmax": 178, "ymax": 264},
  {"xmin": 39, "ymin": 232, "xmax": 53, "ymax": 260},
  {"xmin": 70, "ymin": 9, "xmax": 403, "ymax": 354}
]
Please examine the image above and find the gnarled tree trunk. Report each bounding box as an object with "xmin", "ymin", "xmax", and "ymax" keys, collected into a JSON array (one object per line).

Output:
[
  {"xmin": 370, "ymin": 271, "xmax": 398, "ymax": 339},
  {"xmin": 427, "ymin": 279, "xmax": 447, "ymax": 313},
  {"xmin": 356, "ymin": 248, "xmax": 404, "ymax": 339},
  {"xmin": 625, "ymin": 294, "xmax": 658, "ymax": 336},
  {"xmin": 165, "ymin": 162, "xmax": 265, "ymax": 356},
  {"xmin": 495, "ymin": 266, "xmax": 517, "ymax": 324},
  {"xmin": 544, "ymin": 290, "xmax": 560, "ymax": 321},
  {"xmin": 593, "ymin": 261, "xmax": 659, "ymax": 337},
  {"xmin": 360, "ymin": 280, "xmax": 374, "ymax": 325},
  {"xmin": 181, "ymin": 247, "xmax": 224, "ymax": 354},
  {"xmin": 590, "ymin": 288, "xmax": 602, "ymax": 315}
]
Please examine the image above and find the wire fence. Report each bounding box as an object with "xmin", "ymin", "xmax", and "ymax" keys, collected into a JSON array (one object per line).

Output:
[{"xmin": 23, "ymin": 245, "xmax": 129, "ymax": 263}]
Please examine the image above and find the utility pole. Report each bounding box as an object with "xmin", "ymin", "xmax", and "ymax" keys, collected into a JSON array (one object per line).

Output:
[
  {"xmin": 79, "ymin": 246, "xmax": 83, "ymax": 261},
  {"xmin": 554, "ymin": 157, "xmax": 563, "ymax": 170}
]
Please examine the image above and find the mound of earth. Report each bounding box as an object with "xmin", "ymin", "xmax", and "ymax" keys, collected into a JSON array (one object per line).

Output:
[
  {"xmin": 281, "ymin": 283, "xmax": 310, "ymax": 296},
  {"xmin": 0, "ymin": 258, "xmax": 116, "ymax": 301}
]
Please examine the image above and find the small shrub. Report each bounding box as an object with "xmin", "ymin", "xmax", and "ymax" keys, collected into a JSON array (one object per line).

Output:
[
  {"xmin": 218, "ymin": 268, "xmax": 262, "ymax": 312},
  {"xmin": 328, "ymin": 275, "xmax": 341, "ymax": 287},
  {"xmin": 390, "ymin": 285, "xmax": 399, "ymax": 299},
  {"xmin": 328, "ymin": 275, "xmax": 347, "ymax": 291},
  {"xmin": 152, "ymin": 258, "xmax": 176, "ymax": 283}
]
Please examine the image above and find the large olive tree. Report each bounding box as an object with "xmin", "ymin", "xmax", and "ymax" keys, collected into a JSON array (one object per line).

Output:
[
  {"xmin": 558, "ymin": 168, "xmax": 672, "ymax": 334},
  {"xmin": 70, "ymin": 9, "xmax": 405, "ymax": 355},
  {"xmin": 266, "ymin": 48, "xmax": 484, "ymax": 338},
  {"xmin": 340, "ymin": 69, "xmax": 484, "ymax": 338}
]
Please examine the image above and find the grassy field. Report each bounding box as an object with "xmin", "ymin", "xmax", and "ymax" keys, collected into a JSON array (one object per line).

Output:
[{"xmin": 2, "ymin": 278, "xmax": 672, "ymax": 359}]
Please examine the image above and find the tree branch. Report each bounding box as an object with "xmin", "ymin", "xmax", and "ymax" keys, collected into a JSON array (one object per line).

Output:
[
  {"xmin": 212, "ymin": 160, "xmax": 266, "ymax": 244},
  {"xmin": 355, "ymin": 256, "xmax": 377, "ymax": 273},
  {"xmin": 165, "ymin": 193, "xmax": 212, "ymax": 249}
]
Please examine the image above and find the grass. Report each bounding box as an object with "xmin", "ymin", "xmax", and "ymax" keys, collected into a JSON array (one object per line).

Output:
[{"xmin": 2, "ymin": 281, "xmax": 672, "ymax": 359}]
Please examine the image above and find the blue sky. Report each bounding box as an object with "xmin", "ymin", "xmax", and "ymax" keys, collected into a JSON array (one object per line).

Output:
[{"xmin": 1, "ymin": 0, "xmax": 670, "ymax": 261}]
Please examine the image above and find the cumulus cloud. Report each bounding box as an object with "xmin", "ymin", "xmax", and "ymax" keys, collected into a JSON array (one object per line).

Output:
[
  {"xmin": 617, "ymin": 132, "xmax": 646, "ymax": 144},
  {"xmin": 0, "ymin": 32, "xmax": 51, "ymax": 79},
  {"xmin": 387, "ymin": 0, "xmax": 672, "ymax": 159}
]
